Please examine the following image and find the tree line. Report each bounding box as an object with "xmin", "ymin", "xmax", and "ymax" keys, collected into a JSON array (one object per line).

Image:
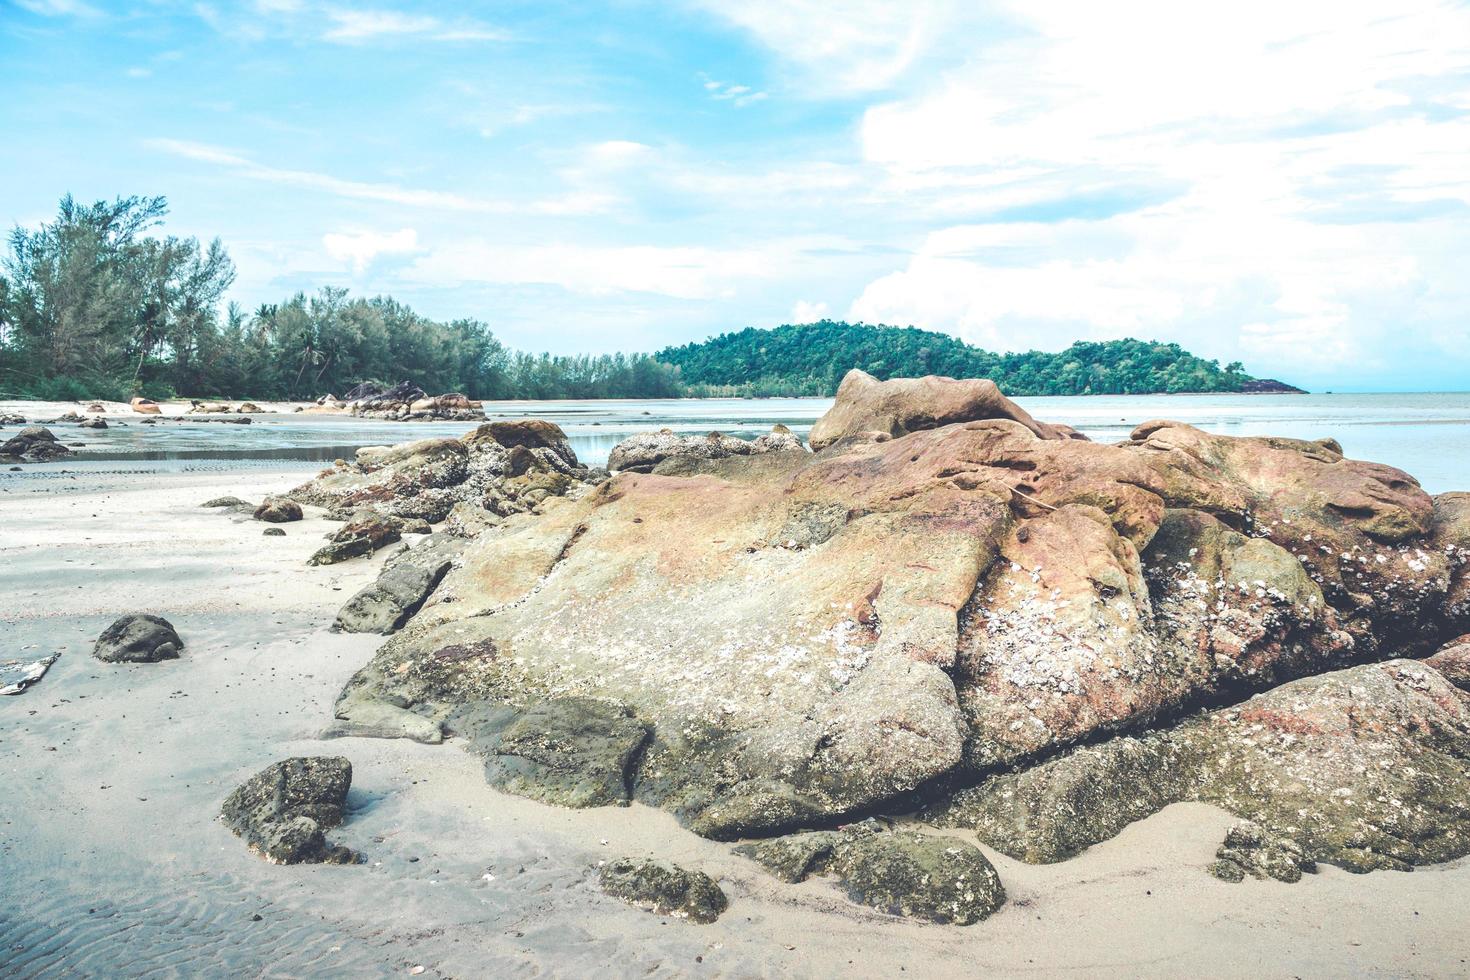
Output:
[
  {"xmin": 1, "ymin": 194, "xmax": 1260, "ymax": 402},
  {"xmin": 657, "ymin": 322, "xmax": 1255, "ymax": 397},
  {"xmin": 0, "ymin": 195, "xmax": 680, "ymax": 401}
]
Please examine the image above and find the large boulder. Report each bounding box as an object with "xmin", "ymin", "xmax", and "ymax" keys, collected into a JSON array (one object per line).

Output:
[
  {"xmin": 320, "ymin": 375, "xmax": 1469, "ymax": 846},
  {"xmin": 807, "ymin": 369, "xmax": 1081, "ymax": 450},
  {"xmin": 220, "ymin": 757, "xmax": 358, "ymax": 865},
  {"xmin": 928, "ymin": 660, "xmax": 1470, "ymax": 874},
  {"xmin": 93, "ymin": 614, "xmax": 183, "ymax": 663},
  {"xmin": 129, "ymin": 397, "xmax": 161, "ymax": 415}
]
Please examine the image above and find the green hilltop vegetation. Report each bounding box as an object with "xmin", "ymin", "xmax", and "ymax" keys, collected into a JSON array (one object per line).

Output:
[
  {"xmin": 2, "ymin": 194, "xmax": 1257, "ymax": 402},
  {"xmin": 657, "ymin": 323, "xmax": 1254, "ymax": 397}
]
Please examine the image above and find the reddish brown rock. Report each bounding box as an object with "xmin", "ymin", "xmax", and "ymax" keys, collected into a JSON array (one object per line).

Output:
[
  {"xmin": 807, "ymin": 369, "xmax": 1082, "ymax": 450},
  {"xmin": 129, "ymin": 397, "xmax": 161, "ymax": 415}
]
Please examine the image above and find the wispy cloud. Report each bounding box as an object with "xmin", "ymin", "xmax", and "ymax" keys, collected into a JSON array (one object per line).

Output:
[
  {"xmin": 148, "ymin": 139, "xmax": 611, "ymax": 215},
  {"xmin": 14, "ymin": 0, "xmax": 100, "ymax": 16},
  {"xmin": 322, "ymin": 9, "xmax": 510, "ymax": 44},
  {"xmin": 150, "ymin": 138, "xmax": 514, "ymax": 211},
  {"xmin": 700, "ymin": 74, "xmax": 768, "ymax": 108}
]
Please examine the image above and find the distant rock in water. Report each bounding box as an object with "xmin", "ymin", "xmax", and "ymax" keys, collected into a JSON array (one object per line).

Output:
[
  {"xmin": 1, "ymin": 425, "xmax": 73, "ymax": 462},
  {"xmin": 1239, "ymin": 378, "xmax": 1307, "ymax": 393},
  {"xmin": 93, "ymin": 614, "xmax": 182, "ymax": 663},
  {"xmin": 301, "ymin": 369, "xmax": 1470, "ymax": 909},
  {"xmin": 220, "ymin": 757, "xmax": 358, "ymax": 865}
]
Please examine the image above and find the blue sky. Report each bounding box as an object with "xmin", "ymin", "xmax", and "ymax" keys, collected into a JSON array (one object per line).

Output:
[{"xmin": 3, "ymin": 0, "xmax": 1469, "ymax": 390}]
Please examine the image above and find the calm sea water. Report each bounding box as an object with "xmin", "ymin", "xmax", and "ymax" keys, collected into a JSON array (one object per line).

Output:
[{"xmin": 5, "ymin": 392, "xmax": 1468, "ymax": 494}]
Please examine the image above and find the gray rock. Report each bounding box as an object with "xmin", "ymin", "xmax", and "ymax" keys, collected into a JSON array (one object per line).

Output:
[
  {"xmin": 254, "ymin": 497, "xmax": 303, "ymax": 523},
  {"xmin": 1209, "ymin": 821, "xmax": 1317, "ymax": 883},
  {"xmin": 202, "ymin": 495, "xmax": 252, "ymax": 508},
  {"xmin": 1, "ymin": 425, "xmax": 73, "ymax": 462},
  {"xmin": 263, "ymin": 527, "xmax": 286, "ymax": 537},
  {"xmin": 334, "ymin": 533, "xmax": 464, "ymax": 634},
  {"xmin": 93, "ymin": 614, "xmax": 183, "ymax": 663},
  {"xmin": 598, "ymin": 858, "xmax": 727, "ymax": 923},
  {"xmin": 78, "ymin": 417, "xmax": 107, "ymax": 429},
  {"xmin": 220, "ymin": 757, "xmax": 358, "ymax": 865},
  {"xmin": 737, "ymin": 822, "xmax": 1005, "ymax": 924},
  {"xmin": 308, "ymin": 537, "xmax": 374, "ymax": 565},
  {"xmin": 460, "ymin": 697, "xmax": 651, "ymax": 807}
]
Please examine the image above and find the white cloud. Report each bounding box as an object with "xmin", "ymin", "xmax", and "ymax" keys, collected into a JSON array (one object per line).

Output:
[
  {"xmin": 14, "ymin": 0, "xmax": 99, "ymax": 15},
  {"xmin": 323, "ymin": 228, "xmax": 420, "ymax": 273},
  {"xmin": 790, "ymin": 300, "xmax": 830, "ymax": 322},
  {"xmin": 691, "ymin": 0, "xmax": 971, "ymax": 94},
  {"xmin": 322, "ymin": 9, "xmax": 510, "ymax": 44},
  {"xmin": 700, "ymin": 74, "xmax": 769, "ymax": 107},
  {"xmin": 840, "ymin": 0, "xmax": 1470, "ymax": 372},
  {"xmin": 405, "ymin": 241, "xmax": 779, "ymax": 300},
  {"xmin": 147, "ymin": 139, "xmax": 613, "ymax": 216}
]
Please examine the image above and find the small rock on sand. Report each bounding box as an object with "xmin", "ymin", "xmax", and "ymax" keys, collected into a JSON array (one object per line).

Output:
[
  {"xmin": 254, "ymin": 497, "xmax": 303, "ymax": 523},
  {"xmin": 93, "ymin": 614, "xmax": 183, "ymax": 663},
  {"xmin": 597, "ymin": 857, "xmax": 727, "ymax": 923},
  {"xmin": 220, "ymin": 757, "xmax": 359, "ymax": 864}
]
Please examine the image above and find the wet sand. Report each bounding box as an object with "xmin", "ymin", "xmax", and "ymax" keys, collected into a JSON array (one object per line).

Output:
[{"xmin": 4, "ymin": 430, "xmax": 1470, "ymax": 978}]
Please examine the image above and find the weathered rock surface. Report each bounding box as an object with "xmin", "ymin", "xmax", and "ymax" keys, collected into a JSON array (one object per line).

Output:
[
  {"xmin": 78, "ymin": 416, "xmax": 106, "ymax": 429},
  {"xmin": 597, "ymin": 858, "xmax": 726, "ymax": 923},
  {"xmin": 737, "ymin": 821, "xmax": 1005, "ymax": 924},
  {"xmin": 456, "ymin": 697, "xmax": 652, "ymax": 807},
  {"xmin": 254, "ymin": 497, "xmax": 303, "ymax": 523},
  {"xmin": 289, "ymin": 419, "xmax": 600, "ymax": 523},
  {"xmin": 928, "ymin": 660, "xmax": 1470, "ymax": 874},
  {"xmin": 202, "ymin": 495, "xmax": 252, "ymax": 508},
  {"xmin": 93, "ymin": 614, "xmax": 183, "ymax": 663},
  {"xmin": 308, "ymin": 537, "xmax": 375, "ymax": 565},
  {"xmin": 1, "ymin": 425, "xmax": 73, "ymax": 461},
  {"xmin": 0, "ymin": 412, "xmax": 27, "ymax": 424},
  {"xmin": 1425, "ymin": 634, "xmax": 1470, "ymax": 690},
  {"xmin": 335, "ymin": 533, "xmax": 465, "ymax": 634},
  {"xmin": 129, "ymin": 397, "xmax": 161, "ymax": 414},
  {"xmin": 220, "ymin": 757, "xmax": 358, "ymax": 865},
  {"xmin": 607, "ymin": 425, "xmax": 805, "ymax": 473},
  {"xmin": 317, "ymin": 371, "xmax": 1470, "ymax": 858},
  {"xmin": 1208, "ymin": 821, "xmax": 1317, "ymax": 883},
  {"xmin": 263, "ymin": 527, "xmax": 286, "ymax": 537}
]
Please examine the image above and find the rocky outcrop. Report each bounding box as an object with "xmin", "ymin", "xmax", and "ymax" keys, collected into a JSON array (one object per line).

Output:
[
  {"xmin": 607, "ymin": 425, "xmax": 805, "ymax": 473},
  {"xmin": 807, "ymin": 369, "xmax": 1082, "ymax": 450},
  {"xmin": 289, "ymin": 420, "xmax": 601, "ymax": 524},
  {"xmin": 927, "ymin": 660, "xmax": 1470, "ymax": 875},
  {"xmin": 1, "ymin": 425, "xmax": 73, "ymax": 462},
  {"xmin": 597, "ymin": 858, "xmax": 727, "ymax": 923},
  {"xmin": 334, "ymin": 534, "xmax": 466, "ymax": 634},
  {"xmin": 93, "ymin": 614, "xmax": 183, "ymax": 663},
  {"xmin": 348, "ymin": 381, "xmax": 484, "ymax": 421},
  {"xmin": 311, "ymin": 371, "xmax": 1470, "ymax": 874},
  {"xmin": 1239, "ymin": 379, "xmax": 1307, "ymax": 394},
  {"xmin": 254, "ymin": 497, "xmax": 303, "ymax": 523},
  {"xmin": 737, "ymin": 821, "xmax": 1005, "ymax": 924},
  {"xmin": 220, "ymin": 757, "xmax": 358, "ymax": 865}
]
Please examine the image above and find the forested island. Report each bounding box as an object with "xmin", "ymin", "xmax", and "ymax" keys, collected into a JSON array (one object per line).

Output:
[{"xmin": 0, "ymin": 195, "xmax": 1277, "ymax": 401}]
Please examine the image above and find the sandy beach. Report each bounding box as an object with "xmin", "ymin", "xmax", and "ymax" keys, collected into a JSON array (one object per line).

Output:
[{"xmin": 2, "ymin": 406, "xmax": 1468, "ymax": 979}]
